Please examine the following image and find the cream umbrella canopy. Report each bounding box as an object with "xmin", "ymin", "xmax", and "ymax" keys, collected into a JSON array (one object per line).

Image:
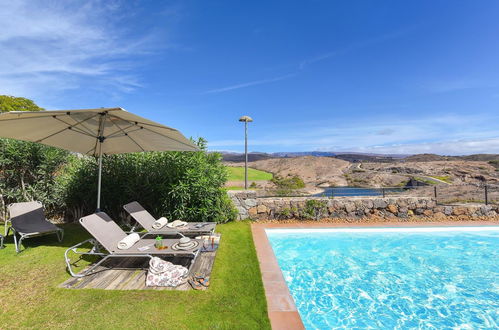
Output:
[{"xmin": 0, "ymin": 108, "xmax": 198, "ymax": 210}]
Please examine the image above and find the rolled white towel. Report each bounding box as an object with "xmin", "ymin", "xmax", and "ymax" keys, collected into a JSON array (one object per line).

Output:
[
  {"xmin": 117, "ymin": 233, "xmax": 140, "ymax": 250},
  {"xmin": 152, "ymin": 217, "xmax": 168, "ymax": 230}
]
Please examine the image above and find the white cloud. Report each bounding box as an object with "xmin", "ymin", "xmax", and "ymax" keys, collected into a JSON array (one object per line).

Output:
[
  {"xmin": 208, "ymin": 113, "xmax": 499, "ymax": 155},
  {"xmin": 0, "ymin": 1, "xmax": 166, "ymax": 103},
  {"xmin": 203, "ymin": 74, "xmax": 295, "ymax": 94}
]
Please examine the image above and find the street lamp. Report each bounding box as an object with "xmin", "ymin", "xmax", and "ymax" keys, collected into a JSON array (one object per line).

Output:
[{"xmin": 239, "ymin": 115, "xmax": 253, "ymax": 189}]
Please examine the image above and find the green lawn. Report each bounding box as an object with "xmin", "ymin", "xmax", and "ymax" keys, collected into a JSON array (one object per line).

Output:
[
  {"xmin": 226, "ymin": 166, "xmax": 273, "ymax": 181},
  {"xmin": 0, "ymin": 221, "xmax": 270, "ymax": 329}
]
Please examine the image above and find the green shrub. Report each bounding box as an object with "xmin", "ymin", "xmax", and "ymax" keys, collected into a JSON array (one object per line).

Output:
[
  {"xmin": 301, "ymin": 200, "xmax": 328, "ymax": 220},
  {"xmin": 489, "ymin": 160, "xmax": 499, "ymax": 169},
  {"xmin": 0, "ymin": 139, "xmax": 69, "ymax": 221},
  {"xmin": 56, "ymin": 138, "xmax": 237, "ymax": 223}
]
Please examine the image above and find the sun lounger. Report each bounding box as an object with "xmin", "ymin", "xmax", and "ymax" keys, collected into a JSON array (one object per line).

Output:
[
  {"xmin": 0, "ymin": 234, "xmax": 4, "ymax": 249},
  {"xmin": 64, "ymin": 212, "xmax": 201, "ymax": 277},
  {"xmin": 123, "ymin": 201, "xmax": 216, "ymax": 237},
  {"xmin": 6, "ymin": 201, "xmax": 63, "ymax": 253}
]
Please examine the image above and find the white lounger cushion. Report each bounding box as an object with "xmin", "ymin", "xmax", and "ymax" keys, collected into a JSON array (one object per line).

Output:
[
  {"xmin": 117, "ymin": 233, "xmax": 140, "ymax": 250},
  {"xmin": 152, "ymin": 217, "xmax": 168, "ymax": 230}
]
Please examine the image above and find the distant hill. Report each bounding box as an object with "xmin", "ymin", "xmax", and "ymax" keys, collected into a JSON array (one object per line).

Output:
[
  {"xmin": 220, "ymin": 151, "xmax": 409, "ymax": 163},
  {"xmin": 458, "ymin": 154, "xmax": 499, "ymax": 161},
  {"xmin": 220, "ymin": 152, "xmax": 274, "ymax": 162},
  {"xmin": 403, "ymin": 154, "xmax": 451, "ymax": 162},
  {"xmin": 220, "ymin": 151, "xmax": 499, "ymax": 163},
  {"xmin": 403, "ymin": 153, "xmax": 499, "ymax": 162}
]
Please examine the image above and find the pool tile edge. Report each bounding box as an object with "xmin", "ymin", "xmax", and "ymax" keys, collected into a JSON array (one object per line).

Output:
[{"xmin": 251, "ymin": 225, "xmax": 305, "ymax": 330}]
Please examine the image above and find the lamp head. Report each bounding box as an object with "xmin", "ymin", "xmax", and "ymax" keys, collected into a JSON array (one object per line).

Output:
[{"xmin": 238, "ymin": 115, "xmax": 253, "ymax": 123}]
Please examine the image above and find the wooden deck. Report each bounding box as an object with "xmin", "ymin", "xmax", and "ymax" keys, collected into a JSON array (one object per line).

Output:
[{"xmin": 60, "ymin": 247, "xmax": 218, "ymax": 291}]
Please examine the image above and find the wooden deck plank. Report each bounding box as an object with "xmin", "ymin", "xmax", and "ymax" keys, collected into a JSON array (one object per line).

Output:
[{"xmin": 60, "ymin": 235, "xmax": 220, "ymax": 291}]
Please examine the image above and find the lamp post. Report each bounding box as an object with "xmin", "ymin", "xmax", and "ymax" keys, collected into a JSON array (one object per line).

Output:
[{"xmin": 239, "ymin": 115, "xmax": 253, "ymax": 189}]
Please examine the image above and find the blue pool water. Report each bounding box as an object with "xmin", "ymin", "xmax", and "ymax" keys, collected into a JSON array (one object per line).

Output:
[
  {"xmin": 313, "ymin": 187, "xmax": 384, "ymax": 197},
  {"xmin": 266, "ymin": 227, "xmax": 499, "ymax": 329}
]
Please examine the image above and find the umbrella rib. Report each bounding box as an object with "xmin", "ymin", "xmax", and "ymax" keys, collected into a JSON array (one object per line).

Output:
[
  {"xmin": 105, "ymin": 113, "xmax": 195, "ymax": 150},
  {"xmin": 52, "ymin": 117, "xmax": 96, "ymax": 138},
  {"xmin": 106, "ymin": 127, "xmax": 143, "ymax": 138},
  {"xmin": 106, "ymin": 124, "xmax": 135, "ymax": 139},
  {"xmin": 107, "ymin": 113, "xmax": 178, "ymax": 132},
  {"xmin": 36, "ymin": 113, "xmax": 101, "ymax": 143},
  {"xmin": 84, "ymin": 145, "xmax": 97, "ymax": 156},
  {"xmin": 108, "ymin": 118, "xmax": 145, "ymax": 151},
  {"xmin": 0, "ymin": 114, "xmax": 55, "ymax": 122},
  {"xmin": 140, "ymin": 126, "xmax": 197, "ymax": 150},
  {"xmin": 62, "ymin": 114, "xmax": 98, "ymax": 136}
]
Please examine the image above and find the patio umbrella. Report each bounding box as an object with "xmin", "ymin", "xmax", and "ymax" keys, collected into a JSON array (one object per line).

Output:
[{"xmin": 0, "ymin": 107, "xmax": 198, "ymax": 210}]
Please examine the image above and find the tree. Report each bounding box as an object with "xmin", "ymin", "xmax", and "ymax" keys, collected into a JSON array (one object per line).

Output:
[{"xmin": 0, "ymin": 95, "xmax": 44, "ymax": 112}]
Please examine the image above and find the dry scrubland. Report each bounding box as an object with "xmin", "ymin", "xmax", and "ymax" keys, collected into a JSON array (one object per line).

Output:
[{"xmin": 227, "ymin": 157, "xmax": 499, "ymax": 189}]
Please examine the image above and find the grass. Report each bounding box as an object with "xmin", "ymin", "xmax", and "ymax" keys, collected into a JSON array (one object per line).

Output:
[
  {"xmin": 0, "ymin": 221, "xmax": 270, "ymax": 329},
  {"xmin": 428, "ymin": 175, "xmax": 453, "ymax": 183},
  {"xmin": 226, "ymin": 166, "xmax": 273, "ymax": 181},
  {"xmin": 224, "ymin": 186, "xmax": 257, "ymax": 190},
  {"xmin": 413, "ymin": 177, "xmax": 438, "ymax": 185}
]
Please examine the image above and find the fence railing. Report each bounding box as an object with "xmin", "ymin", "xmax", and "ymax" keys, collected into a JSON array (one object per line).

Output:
[{"xmin": 260, "ymin": 184, "xmax": 499, "ymax": 205}]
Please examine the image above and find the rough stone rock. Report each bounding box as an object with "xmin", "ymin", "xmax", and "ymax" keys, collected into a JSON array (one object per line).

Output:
[
  {"xmin": 486, "ymin": 210, "xmax": 497, "ymax": 217},
  {"xmin": 257, "ymin": 205, "xmax": 267, "ymax": 214},
  {"xmin": 387, "ymin": 204, "xmax": 398, "ymax": 214},
  {"xmin": 423, "ymin": 209, "xmax": 434, "ymax": 217},
  {"xmin": 414, "ymin": 208, "xmax": 424, "ymax": 215},
  {"xmin": 245, "ymin": 199, "xmax": 257, "ymax": 207},
  {"xmin": 452, "ymin": 207, "xmax": 468, "ymax": 216},
  {"xmin": 397, "ymin": 212, "xmax": 408, "ymax": 219},
  {"xmin": 345, "ymin": 202, "xmax": 356, "ymax": 213},
  {"xmin": 248, "ymin": 207, "xmax": 257, "ymax": 216},
  {"xmin": 373, "ymin": 199, "xmax": 388, "ymax": 209},
  {"xmin": 444, "ymin": 206, "xmax": 453, "ymax": 216},
  {"xmin": 433, "ymin": 212, "xmax": 446, "ymax": 219}
]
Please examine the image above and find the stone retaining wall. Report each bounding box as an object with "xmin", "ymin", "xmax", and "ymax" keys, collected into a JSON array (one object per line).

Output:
[{"xmin": 228, "ymin": 190, "xmax": 499, "ymax": 221}]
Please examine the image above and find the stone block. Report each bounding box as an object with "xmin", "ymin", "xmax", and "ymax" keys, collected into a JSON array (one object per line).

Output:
[
  {"xmin": 423, "ymin": 209, "xmax": 434, "ymax": 217},
  {"xmin": 373, "ymin": 199, "xmax": 387, "ymax": 209},
  {"xmin": 452, "ymin": 207, "xmax": 468, "ymax": 216},
  {"xmin": 245, "ymin": 199, "xmax": 257, "ymax": 207},
  {"xmin": 387, "ymin": 204, "xmax": 398, "ymax": 214},
  {"xmin": 257, "ymin": 204, "xmax": 267, "ymax": 214},
  {"xmin": 248, "ymin": 207, "xmax": 257, "ymax": 216},
  {"xmin": 414, "ymin": 208, "xmax": 424, "ymax": 215}
]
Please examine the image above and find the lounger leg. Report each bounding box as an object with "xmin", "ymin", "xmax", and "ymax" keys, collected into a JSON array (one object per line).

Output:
[
  {"xmin": 5, "ymin": 221, "xmax": 11, "ymax": 236},
  {"xmin": 56, "ymin": 229, "xmax": 64, "ymax": 242},
  {"xmin": 187, "ymin": 249, "xmax": 201, "ymax": 274},
  {"xmin": 64, "ymin": 239, "xmax": 107, "ymax": 277},
  {"xmin": 14, "ymin": 233, "xmax": 24, "ymax": 253},
  {"xmin": 0, "ymin": 235, "xmax": 3, "ymax": 249}
]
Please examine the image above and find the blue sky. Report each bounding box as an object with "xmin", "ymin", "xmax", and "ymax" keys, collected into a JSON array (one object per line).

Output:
[{"xmin": 1, "ymin": 0, "xmax": 499, "ymax": 155}]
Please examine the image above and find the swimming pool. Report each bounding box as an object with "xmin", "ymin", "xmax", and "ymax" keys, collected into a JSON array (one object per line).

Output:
[{"xmin": 266, "ymin": 227, "xmax": 499, "ymax": 329}]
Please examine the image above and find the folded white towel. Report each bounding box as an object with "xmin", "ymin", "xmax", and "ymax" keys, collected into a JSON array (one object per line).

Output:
[
  {"xmin": 117, "ymin": 233, "xmax": 140, "ymax": 250},
  {"xmin": 152, "ymin": 217, "xmax": 168, "ymax": 230}
]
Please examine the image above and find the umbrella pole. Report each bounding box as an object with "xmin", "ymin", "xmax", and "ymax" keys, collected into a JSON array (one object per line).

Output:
[{"xmin": 96, "ymin": 142, "xmax": 103, "ymax": 212}]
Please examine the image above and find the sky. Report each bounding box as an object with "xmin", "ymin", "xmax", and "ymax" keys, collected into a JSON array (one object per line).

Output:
[{"xmin": 1, "ymin": 0, "xmax": 499, "ymax": 155}]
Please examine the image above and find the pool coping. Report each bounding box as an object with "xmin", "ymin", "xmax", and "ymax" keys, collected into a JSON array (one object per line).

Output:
[{"xmin": 251, "ymin": 220, "xmax": 498, "ymax": 330}]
